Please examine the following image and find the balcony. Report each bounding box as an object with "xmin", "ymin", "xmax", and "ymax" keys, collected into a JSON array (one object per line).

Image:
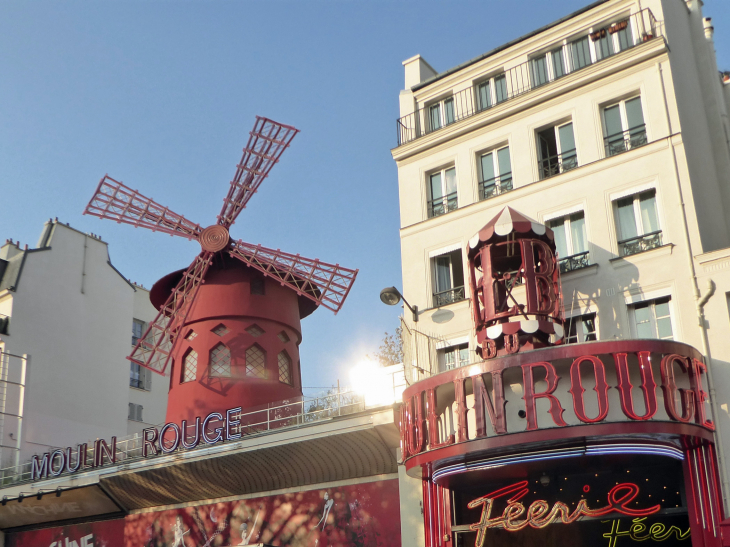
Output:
[
  {"xmin": 479, "ymin": 173, "xmax": 513, "ymax": 201},
  {"xmin": 396, "ymin": 9, "xmax": 662, "ymax": 147},
  {"xmin": 604, "ymin": 125, "xmax": 648, "ymax": 157},
  {"xmin": 538, "ymin": 149, "xmax": 577, "ymax": 180},
  {"xmin": 433, "ymin": 286, "xmax": 466, "ymax": 307},
  {"xmin": 428, "ymin": 191, "xmax": 458, "ymax": 218},
  {"xmin": 558, "ymin": 251, "xmax": 590, "ymax": 273},
  {"xmin": 619, "ymin": 230, "xmax": 663, "ymax": 257}
]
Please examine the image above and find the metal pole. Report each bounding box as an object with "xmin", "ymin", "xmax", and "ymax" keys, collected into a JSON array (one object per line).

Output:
[
  {"xmin": 14, "ymin": 355, "xmax": 28, "ymax": 470},
  {"xmin": 337, "ymin": 380, "xmax": 341, "ymax": 416}
]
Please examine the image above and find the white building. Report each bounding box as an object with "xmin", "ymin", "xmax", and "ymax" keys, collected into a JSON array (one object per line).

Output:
[
  {"xmin": 392, "ymin": 0, "xmax": 730, "ymax": 512},
  {"xmin": 0, "ymin": 219, "xmax": 165, "ymax": 468}
]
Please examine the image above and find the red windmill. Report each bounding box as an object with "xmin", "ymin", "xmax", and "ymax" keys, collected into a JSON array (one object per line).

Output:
[{"xmin": 84, "ymin": 117, "xmax": 358, "ymax": 423}]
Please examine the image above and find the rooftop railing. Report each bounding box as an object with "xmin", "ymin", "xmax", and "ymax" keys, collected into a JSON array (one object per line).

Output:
[
  {"xmin": 0, "ymin": 386, "xmax": 375, "ymax": 487},
  {"xmin": 396, "ymin": 9, "xmax": 662, "ymax": 147}
]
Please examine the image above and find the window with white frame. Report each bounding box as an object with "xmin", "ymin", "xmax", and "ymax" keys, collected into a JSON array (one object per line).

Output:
[
  {"xmin": 478, "ymin": 146, "xmax": 512, "ymax": 200},
  {"xmin": 631, "ymin": 297, "xmax": 673, "ymax": 340},
  {"xmin": 427, "ymin": 167, "xmax": 458, "ymax": 218},
  {"xmin": 603, "ymin": 96, "xmax": 647, "ymax": 157},
  {"xmin": 428, "ymin": 96, "xmax": 455, "ymax": 132},
  {"xmin": 128, "ymin": 403, "xmax": 143, "ymax": 422},
  {"xmin": 569, "ymin": 35, "xmax": 592, "ymax": 71},
  {"xmin": 591, "ymin": 17, "xmax": 635, "ymax": 60},
  {"xmin": 529, "ymin": 55, "xmax": 549, "ymax": 88},
  {"xmin": 615, "ymin": 189, "xmax": 662, "ymax": 257},
  {"xmin": 548, "ymin": 211, "xmax": 589, "ymax": 272},
  {"xmin": 432, "ymin": 250, "xmax": 465, "ymax": 307},
  {"xmin": 132, "ymin": 318, "xmax": 145, "ymax": 346},
  {"xmin": 565, "ymin": 313, "xmax": 597, "ymax": 344},
  {"xmin": 475, "ymin": 74, "xmax": 508, "ymax": 111},
  {"xmin": 438, "ymin": 343, "xmax": 469, "ymax": 372},
  {"xmin": 551, "ymin": 47, "xmax": 567, "ymax": 79},
  {"xmin": 537, "ymin": 122, "xmax": 577, "ymax": 179}
]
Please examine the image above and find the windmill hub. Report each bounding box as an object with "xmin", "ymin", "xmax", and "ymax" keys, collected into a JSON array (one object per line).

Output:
[{"xmin": 199, "ymin": 225, "xmax": 231, "ymax": 252}]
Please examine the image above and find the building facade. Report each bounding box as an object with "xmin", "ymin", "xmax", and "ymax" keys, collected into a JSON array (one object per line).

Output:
[
  {"xmin": 0, "ymin": 219, "xmax": 165, "ymax": 470},
  {"xmin": 393, "ymin": 0, "xmax": 730, "ymax": 546}
]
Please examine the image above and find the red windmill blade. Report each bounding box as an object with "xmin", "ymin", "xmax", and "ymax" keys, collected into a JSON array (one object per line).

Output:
[
  {"xmin": 229, "ymin": 240, "xmax": 358, "ymax": 314},
  {"xmin": 219, "ymin": 117, "xmax": 299, "ymax": 229},
  {"xmin": 83, "ymin": 116, "xmax": 358, "ymax": 375}
]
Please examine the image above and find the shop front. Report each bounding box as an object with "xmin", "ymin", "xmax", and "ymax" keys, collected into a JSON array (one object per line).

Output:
[
  {"xmin": 400, "ymin": 340, "xmax": 722, "ymax": 547},
  {"xmin": 400, "ymin": 208, "xmax": 723, "ymax": 547}
]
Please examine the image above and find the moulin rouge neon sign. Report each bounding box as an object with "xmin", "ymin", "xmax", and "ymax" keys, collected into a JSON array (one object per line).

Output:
[
  {"xmin": 400, "ymin": 348, "xmax": 714, "ymax": 460},
  {"xmin": 467, "ymin": 480, "xmax": 660, "ymax": 547}
]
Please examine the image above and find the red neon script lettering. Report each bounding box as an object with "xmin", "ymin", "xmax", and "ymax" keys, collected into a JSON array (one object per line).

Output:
[{"xmin": 468, "ymin": 481, "xmax": 661, "ymax": 547}]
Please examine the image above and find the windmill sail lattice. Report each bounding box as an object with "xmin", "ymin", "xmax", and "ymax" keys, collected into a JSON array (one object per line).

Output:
[{"xmin": 84, "ymin": 116, "xmax": 358, "ymax": 375}]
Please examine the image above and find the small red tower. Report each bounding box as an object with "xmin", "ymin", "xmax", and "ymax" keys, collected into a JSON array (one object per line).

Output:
[
  {"xmin": 467, "ymin": 207, "xmax": 564, "ymax": 359},
  {"xmin": 84, "ymin": 117, "xmax": 358, "ymax": 423}
]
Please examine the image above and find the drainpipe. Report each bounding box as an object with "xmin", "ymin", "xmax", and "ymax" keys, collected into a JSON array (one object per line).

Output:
[{"xmin": 657, "ymin": 60, "xmax": 730, "ymax": 513}]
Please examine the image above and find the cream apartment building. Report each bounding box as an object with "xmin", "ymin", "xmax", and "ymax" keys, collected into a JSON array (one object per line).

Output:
[
  {"xmin": 392, "ymin": 0, "xmax": 730, "ymax": 505},
  {"xmin": 0, "ymin": 219, "xmax": 165, "ymax": 469}
]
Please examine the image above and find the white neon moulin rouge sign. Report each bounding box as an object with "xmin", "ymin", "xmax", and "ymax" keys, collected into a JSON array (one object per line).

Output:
[
  {"xmin": 468, "ymin": 480, "xmax": 661, "ymax": 547},
  {"xmin": 31, "ymin": 406, "xmax": 243, "ymax": 480}
]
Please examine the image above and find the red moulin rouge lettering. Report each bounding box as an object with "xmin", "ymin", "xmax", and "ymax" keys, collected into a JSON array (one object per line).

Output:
[
  {"xmin": 426, "ymin": 388, "xmax": 454, "ymax": 449},
  {"xmin": 660, "ymin": 354, "xmax": 695, "ymax": 423},
  {"xmin": 467, "ymin": 481, "xmax": 661, "ymax": 547},
  {"xmin": 399, "ymin": 350, "xmax": 713, "ymax": 459},
  {"xmin": 403, "ymin": 392, "xmax": 426, "ymax": 458},
  {"xmin": 453, "ymin": 378, "xmax": 469, "ymax": 443},
  {"xmin": 521, "ymin": 362, "xmax": 567, "ymax": 430},
  {"xmin": 613, "ymin": 351, "xmax": 658, "ymax": 420},
  {"xmin": 568, "ymin": 355, "xmax": 610, "ymax": 423},
  {"xmin": 473, "ymin": 372, "xmax": 507, "ymax": 436},
  {"xmin": 690, "ymin": 359, "xmax": 714, "ymax": 430}
]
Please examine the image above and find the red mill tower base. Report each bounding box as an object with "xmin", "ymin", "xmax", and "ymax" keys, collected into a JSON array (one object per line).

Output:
[{"xmin": 151, "ymin": 255, "xmax": 314, "ymax": 423}]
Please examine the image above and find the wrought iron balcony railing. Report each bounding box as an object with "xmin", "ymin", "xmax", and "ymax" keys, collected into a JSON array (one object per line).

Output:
[
  {"xmin": 538, "ymin": 149, "xmax": 578, "ymax": 180},
  {"xmin": 396, "ymin": 9, "xmax": 662, "ymax": 146},
  {"xmin": 604, "ymin": 125, "xmax": 648, "ymax": 157},
  {"xmin": 619, "ymin": 230, "xmax": 663, "ymax": 257},
  {"xmin": 479, "ymin": 173, "xmax": 513, "ymax": 201},
  {"xmin": 428, "ymin": 191, "xmax": 458, "ymax": 218},
  {"xmin": 558, "ymin": 251, "xmax": 590, "ymax": 273},
  {"xmin": 433, "ymin": 286, "xmax": 466, "ymax": 307}
]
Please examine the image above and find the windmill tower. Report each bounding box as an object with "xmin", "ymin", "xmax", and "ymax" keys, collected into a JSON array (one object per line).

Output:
[{"xmin": 84, "ymin": 117, "xmax": 358, "ymax": 424}]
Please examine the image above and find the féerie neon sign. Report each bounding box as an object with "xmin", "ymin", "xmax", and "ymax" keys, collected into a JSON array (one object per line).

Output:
[
  {"xmin": 602, "ymin": 517, "xmax": 690, "ymax": 546},
  {"xmin": 468, "ymin": 481, "xmax": 661, "ymax": 547}
]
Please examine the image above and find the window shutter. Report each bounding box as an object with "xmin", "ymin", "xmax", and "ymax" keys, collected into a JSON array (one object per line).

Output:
[
  {"xmin": 143, "ymin": 368, "xmax": 152, "ymax": 391},
  {"xmin": 136, "ymin": 405, "xmax": 144, "ymax": 422},
  {"xmin": 128, "ymin": 403, "xmax": 134, "ymax": 420}
]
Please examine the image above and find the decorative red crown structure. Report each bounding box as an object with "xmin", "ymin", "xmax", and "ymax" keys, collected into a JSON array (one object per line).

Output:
[
  {"xmin": 467, "ymin": 207, "xmax": 565, "ymax": 359},
  {"xmin": 84, "ymin": 117, "xmax": 358, "ymax": 422}
]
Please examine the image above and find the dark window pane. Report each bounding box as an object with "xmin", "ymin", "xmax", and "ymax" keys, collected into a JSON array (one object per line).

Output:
[
  {"xmin": 551, "ymin": 48, "xmax": 565, "ymax": 78},
  {"xmin": 570, "ymin": 36, "xmax": 591, "ymax": 71},
  {"xmin": 495, "ymin": 75, "xmax": 507, "ymax": 103}
]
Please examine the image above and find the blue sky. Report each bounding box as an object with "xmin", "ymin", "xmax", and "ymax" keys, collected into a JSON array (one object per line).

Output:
[{"xmin": 1, "ymin": 0, "xmax": 728, "ymax": 392}]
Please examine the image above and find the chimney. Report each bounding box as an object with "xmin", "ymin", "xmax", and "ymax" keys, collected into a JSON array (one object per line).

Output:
[{"xmin": 703, "ymin": 17, "xmax": 714, "ymax": 41}]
